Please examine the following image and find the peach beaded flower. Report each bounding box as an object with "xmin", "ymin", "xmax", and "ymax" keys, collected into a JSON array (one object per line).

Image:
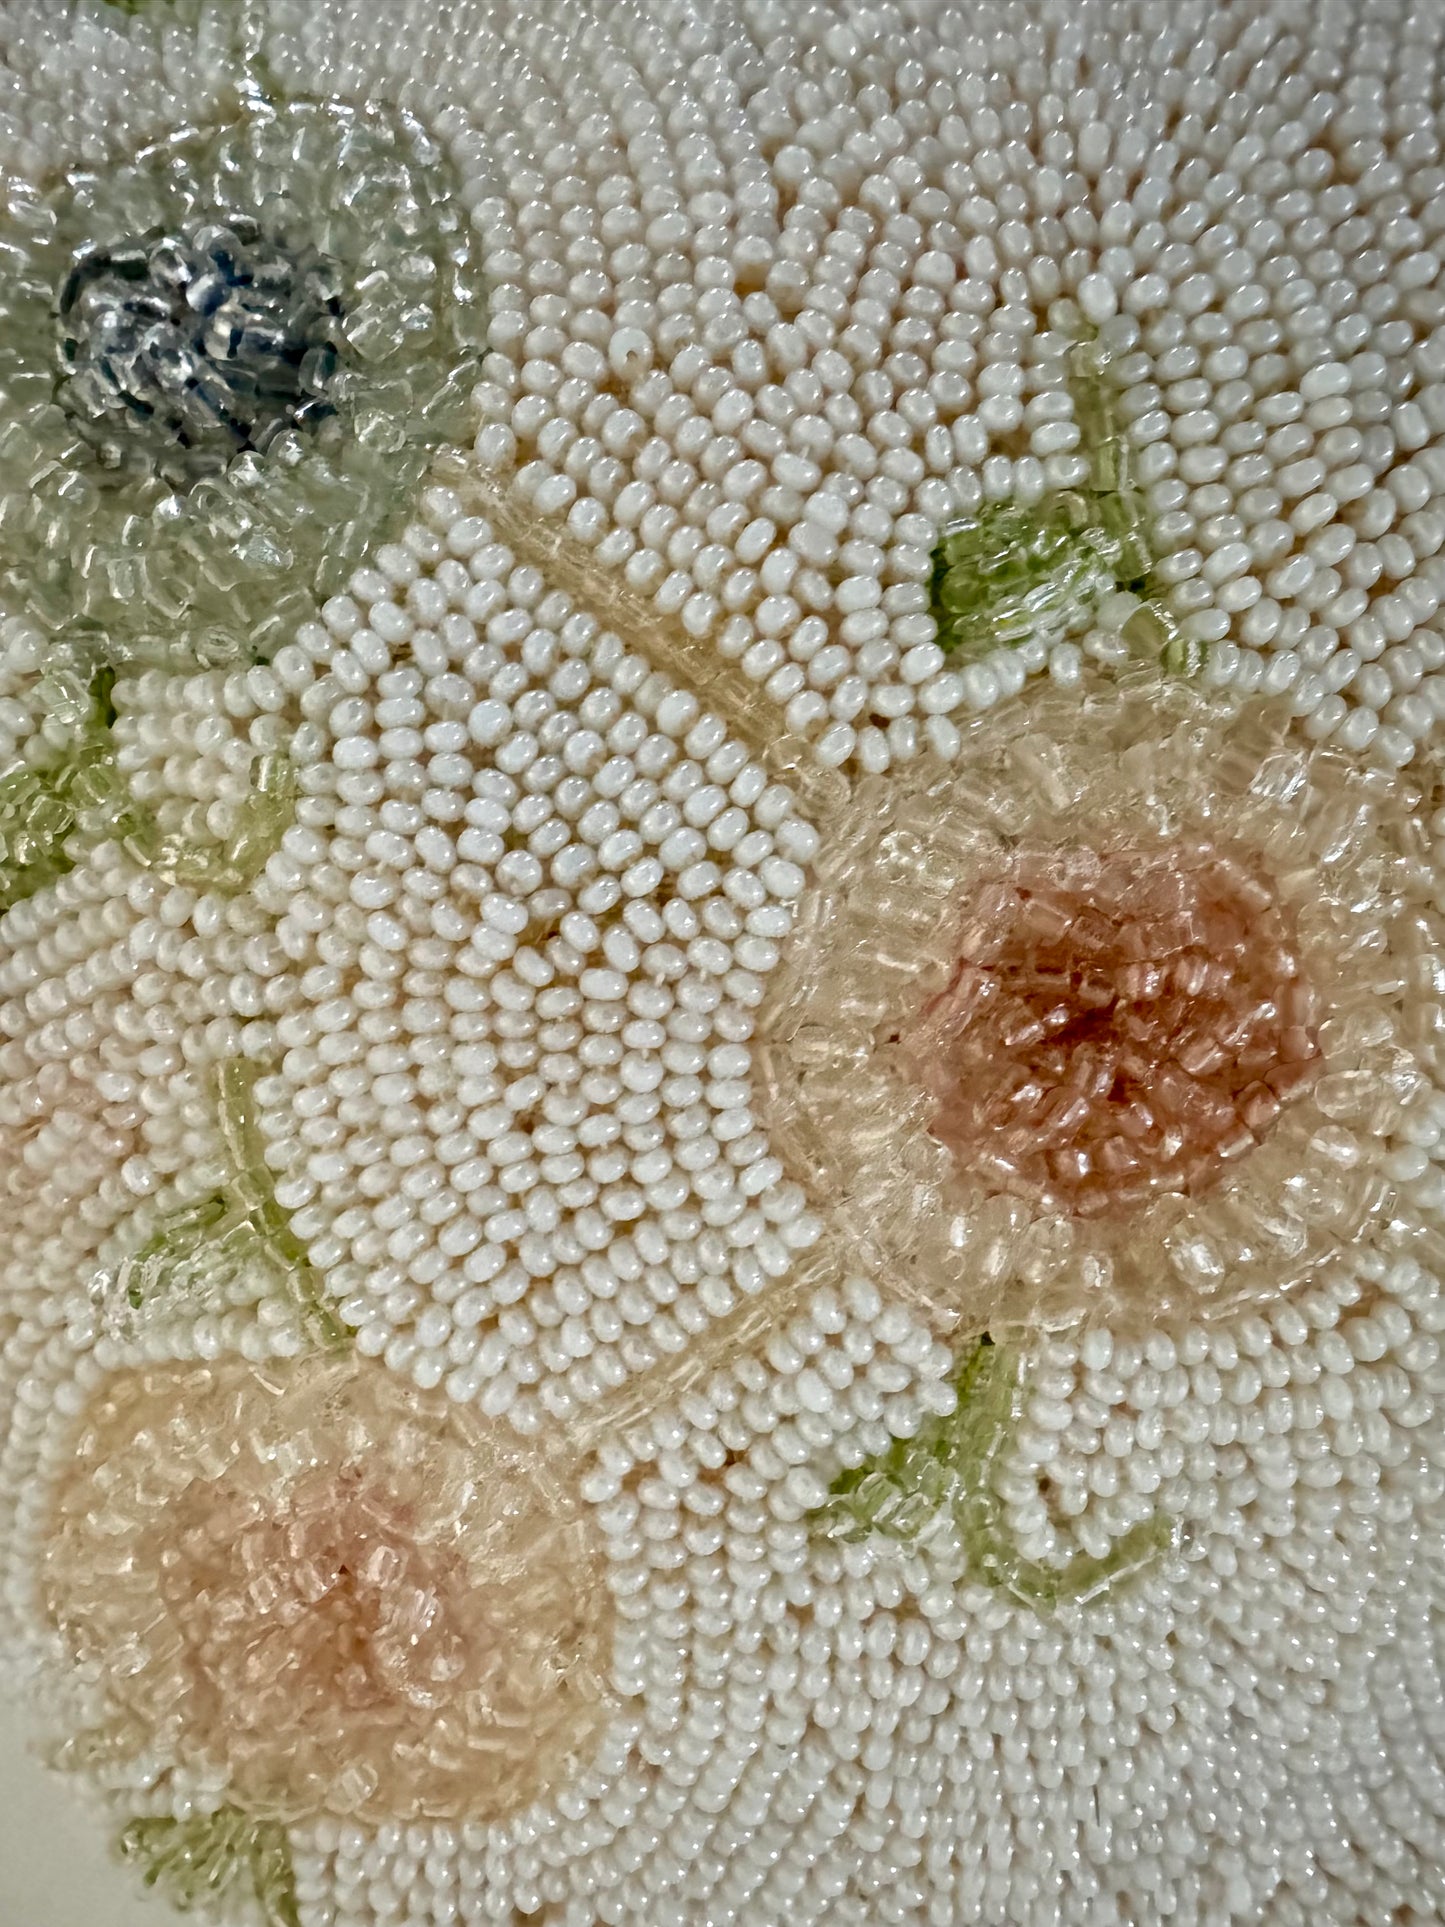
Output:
[
  {"xmin": 41, "ymin": 1351, "xmax": 615, "ymax": 1822},
  {"xmin": 757, "ymin": 669, "xmax": 1445, "ymax": 1338}
]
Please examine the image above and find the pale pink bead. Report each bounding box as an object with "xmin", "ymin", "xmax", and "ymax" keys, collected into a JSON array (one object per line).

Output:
[{"xmin": 902, "ymin": 842, "xmax": 1319, "ymax": 1218}]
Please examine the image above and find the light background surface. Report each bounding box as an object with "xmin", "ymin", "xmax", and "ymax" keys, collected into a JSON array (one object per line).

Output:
[{"xmin": 0, "ymin": 1698, "xmax": 168, "ymax": 1927}]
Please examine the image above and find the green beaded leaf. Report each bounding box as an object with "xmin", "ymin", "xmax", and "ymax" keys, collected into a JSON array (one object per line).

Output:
[
  {"xmin": 822, "ymin": 1338, "xmax": 1006, "ymax": 1540},
  {"xmin": 117, "ymin": 1059, "xmax": 346, "ymax": 1351},
  {"xmin": 930, "ymin": 341, "xmax": 1192, "ymax": 672},
  {"xmin": 930, "ymin": 495, "xmax": 1123, "ymax": 659},
  {"xmin": 814, "ymin": 1338, "xmax": 1174, "ymax": 1609},
  {"xmin": 120, "ymin": 1808, "xmax": 301, "ymax": 1927}
]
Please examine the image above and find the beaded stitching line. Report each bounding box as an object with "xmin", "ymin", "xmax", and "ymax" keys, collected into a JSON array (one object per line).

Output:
[{"xmin": 443, "ymin": 456, "xmax": 850, "ymax": 821}]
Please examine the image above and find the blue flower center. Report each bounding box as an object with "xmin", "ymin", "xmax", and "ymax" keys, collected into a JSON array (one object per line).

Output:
[{"xmin": 57, "ymin": 217, "xmax": 346, "ymax": 486}]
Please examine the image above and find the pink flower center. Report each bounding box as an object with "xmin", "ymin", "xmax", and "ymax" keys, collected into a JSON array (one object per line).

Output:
[
  {"xmin": 897, "ymin": 842, "xmax": 1321, "ymax": 1217},
  {"xmin": 166, "ymin": 1470, "xmax": 473, "ymax": 1725}
]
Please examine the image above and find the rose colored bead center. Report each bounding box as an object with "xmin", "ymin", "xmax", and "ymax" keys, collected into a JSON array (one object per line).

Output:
[
  {"xmin": 167, "ymin": 1471, "xmax": 472, "ymax": 1722},
  {"xmin": 897, "ymin": 843, "xmax": 1321, "ymax": 1217}
]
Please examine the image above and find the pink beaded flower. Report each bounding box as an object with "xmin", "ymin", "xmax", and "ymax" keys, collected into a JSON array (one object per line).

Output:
[
  {"xmin": 41, "ymin": 1351, "xmax": 614, "ymax": 1822},
  {"xmin": 757, "ymin": 670, "xmax": 1445, "ymax": 1338}
]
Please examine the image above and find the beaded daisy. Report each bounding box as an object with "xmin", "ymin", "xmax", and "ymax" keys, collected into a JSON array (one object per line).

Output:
[{"xmin": 3, "ymin": 2, "xmax": 1445, "ymax": 1927}]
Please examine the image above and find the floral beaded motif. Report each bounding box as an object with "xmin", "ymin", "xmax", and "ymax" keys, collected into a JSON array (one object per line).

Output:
[
  {"xmin": 57, "ymin": 218, "xmax": 346, "ymax": 489},
  {"xmin": 0, "ymin": 96, "xmax": 485, "ymax": 667},
  {"xmin": 897, "ymin": 839, "xmax": 1322, "ymax": 1217},
  {"xmin": 42, "ymin": 1353, "xmax": 615, "ymax": 1824},
  {"xmin": 755, "ymin": 673, "xmax": 1440, "ymax": 1337},
  {"xmin": 5, "ymin": 0, "xmax": 1445, "ymax": 1925}
]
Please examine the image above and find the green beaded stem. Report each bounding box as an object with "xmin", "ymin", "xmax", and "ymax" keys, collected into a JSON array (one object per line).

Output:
[
  {"xmin": 0, "ymin": 665, "xmax": 147, "ymax": 910},
  {"xmin": 119, "ymin": 1809, "xmax": 300, "ymax": 1927},
  {"xmin": 119, "ymin": 1059, "xmax": 346, "ymax": 1350},
  {"xmin": 930, "ymin": 341, "xmax": 1196, "ymax": 672},
  {"xmin": 0, "ymin": 656, "xmax": 294, "ymax": 910},
  {"xmin": 814, "ymin": 1338, "xmax": 1174, "ymax": 1609},
  {"xmin": 139, "ymin": 750, "xmax": 297, "ymax": 893}
]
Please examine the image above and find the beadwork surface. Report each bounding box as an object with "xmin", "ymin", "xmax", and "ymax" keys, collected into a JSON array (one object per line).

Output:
[{"xmin": 4, "ymin": 2, "xmax": 1445, "ymax": 1926}]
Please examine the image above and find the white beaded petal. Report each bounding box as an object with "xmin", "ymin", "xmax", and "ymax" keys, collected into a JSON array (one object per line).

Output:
[
  {"xmin": 238, "ymin": 0, "xmax": 1445, "ymax": 768},
  {"xmin": 251, "ymin": 485, "xmax": 822, "ymax": 1425}
]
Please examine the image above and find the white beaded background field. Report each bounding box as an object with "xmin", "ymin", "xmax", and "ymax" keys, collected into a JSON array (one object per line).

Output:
[{"xmin": 3, "ymin": 3, "xmax": 1445, "ymax": 1927}]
